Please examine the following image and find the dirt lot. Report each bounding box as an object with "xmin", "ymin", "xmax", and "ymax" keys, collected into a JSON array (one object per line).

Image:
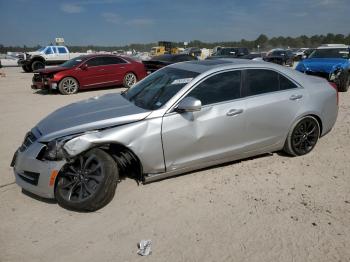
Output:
[{"xmin": 0, "ymin": 67, "xmax": 349, "ymax": 262}]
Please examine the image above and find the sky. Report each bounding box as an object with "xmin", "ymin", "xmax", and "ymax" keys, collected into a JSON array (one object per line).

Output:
[{"xmin": 0, "ymin": 0, "xmax": 349, "ymax": 46}]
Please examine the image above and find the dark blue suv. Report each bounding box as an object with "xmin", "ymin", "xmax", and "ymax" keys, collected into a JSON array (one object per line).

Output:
[{"xmin": 296, "ymin": 44, "xmax": 350, "ymax": 92}]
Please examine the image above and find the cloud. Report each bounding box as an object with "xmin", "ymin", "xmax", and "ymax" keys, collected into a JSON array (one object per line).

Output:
[
  {"xmin": 126, "ymin": 19, "xmax": 154, "ymax": 26},
  {"xmin": 102, "ymin": 12, "xmax": 121, "ymax": 24},
  {"xmin": 61, "ymin": 3, "xmax": 84, "ymax": 13}
]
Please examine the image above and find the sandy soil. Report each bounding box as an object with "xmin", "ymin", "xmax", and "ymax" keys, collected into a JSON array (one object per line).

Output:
[{"xmin": 0, "ymin": 67, "xmax": 349, "ymax": 262}]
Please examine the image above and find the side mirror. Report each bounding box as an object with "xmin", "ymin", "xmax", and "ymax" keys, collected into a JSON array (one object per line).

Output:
[
  {"xmin": 176, "ymin": 97, "xmax": 202, "ymax": 112},
  {"xmin": 80, "ymin": 63, "xmax": 89, "ymax": 70}
]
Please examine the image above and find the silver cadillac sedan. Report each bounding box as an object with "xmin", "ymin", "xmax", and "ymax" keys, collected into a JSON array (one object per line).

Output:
[{"xmin": 12, "ymin": 59, "xmax": 338, "ymax": 211}]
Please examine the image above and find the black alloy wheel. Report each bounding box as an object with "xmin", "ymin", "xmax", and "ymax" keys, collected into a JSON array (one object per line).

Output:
[
  {"xmin": 289, "ymin": 117, "xmax": 320, "ymax": 155},
  {"xmin": 55, "ymin": 148, "xmax": 118, "ymax": 211}
]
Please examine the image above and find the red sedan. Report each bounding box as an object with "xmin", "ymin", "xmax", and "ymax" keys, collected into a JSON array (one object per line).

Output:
[{"xmin": 31, "ymin": 54, "xmax": 147, "ymax": 95}]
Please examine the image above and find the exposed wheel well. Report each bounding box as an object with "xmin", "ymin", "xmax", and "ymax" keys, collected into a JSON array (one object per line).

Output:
[
  {"xmin": 97, "ymin": 143, "xmax": 143, "ymax": 182},
  {"xmin": 31, "ymin": 56, "xmax": 45, "ymax": 63}
]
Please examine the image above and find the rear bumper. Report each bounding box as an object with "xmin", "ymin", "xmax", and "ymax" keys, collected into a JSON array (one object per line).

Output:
[{"xmin": 12, "ymin": 142, "xmax": 66, "ymax": 199}]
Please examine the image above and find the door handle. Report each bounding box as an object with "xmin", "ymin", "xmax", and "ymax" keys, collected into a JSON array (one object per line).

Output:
[
  {"xmin": 98, "ymin": 68, "xmax": 105, "ymax": 71},
  {"xmin": 289, "ymin": 94, "xmax": 303, "ymax": 100},
  {"xmin": 226, "ymin": 109, "xmax": 243, "ymax": 116},
  {"xmin": 120, "ymin": 67, "xmax": 125, "ymax": 69}
]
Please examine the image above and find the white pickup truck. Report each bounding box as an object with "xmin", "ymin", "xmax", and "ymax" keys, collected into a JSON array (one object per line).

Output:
[{"xmin": 18, "ymin": 45, "xmax": 83, "ymax": 72}]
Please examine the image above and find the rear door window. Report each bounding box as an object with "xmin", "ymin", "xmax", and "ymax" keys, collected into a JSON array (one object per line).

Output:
[
  {"xmin": 244, "ymin": 69, "xmax": 279, "ymax": 96},
  {"xmin": 86, "ymin": 57, "xmax": 106, "ymax": 67},
  {"xmin": 58, "ymin": 47, "xmax": 68, "ymax": 54},
  {"xmin": 244, "ymin": 69, "xmax": 298, "ymax": 96},
  {"xmin": 188, "ymin": 70, "xmax": 241, "ymax": 105},
  {"xmin": 102, "ymin": 56, "xmax": 127, "ymax": 65}
]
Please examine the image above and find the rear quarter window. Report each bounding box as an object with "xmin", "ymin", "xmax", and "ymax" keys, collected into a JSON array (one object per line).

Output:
[{"xmin": 279, "ymin": 74, "xmax": 298, "ymax": 90}]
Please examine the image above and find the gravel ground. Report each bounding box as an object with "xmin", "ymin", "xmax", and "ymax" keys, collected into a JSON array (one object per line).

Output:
[{"xmin": 0, "ymin": 67, "xmax": 349, "ymax": 262}]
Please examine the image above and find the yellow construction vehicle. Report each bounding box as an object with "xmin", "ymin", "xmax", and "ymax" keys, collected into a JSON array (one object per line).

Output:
[{"xmin": 150, "ymin": 41, "xmax": 179, "ymax": 56}]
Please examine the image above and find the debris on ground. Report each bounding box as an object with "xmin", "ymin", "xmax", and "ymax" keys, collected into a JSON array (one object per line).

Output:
[{"xmin": 137, "ymin": 240, "xmax": 152, "ymax": 256}]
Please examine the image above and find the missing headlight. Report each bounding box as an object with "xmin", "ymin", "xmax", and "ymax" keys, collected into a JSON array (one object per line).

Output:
[{"xmin": 41, "ymin": 140, "xmax": 67, "ymax": 161}]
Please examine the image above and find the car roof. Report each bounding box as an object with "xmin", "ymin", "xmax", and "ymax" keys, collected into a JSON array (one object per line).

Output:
[
  {"xmin": 318, "ymin": 44, "xmax": 349, "ymax": 49},
  {"xmin": 169, "ymin": 58, "xmax": 268, "ymax": 73}
]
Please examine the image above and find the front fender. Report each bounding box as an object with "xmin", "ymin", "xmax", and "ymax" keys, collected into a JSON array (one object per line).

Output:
[{"xmin": 63, "ymin": 118, "xmax": 165, "ymax": 174}]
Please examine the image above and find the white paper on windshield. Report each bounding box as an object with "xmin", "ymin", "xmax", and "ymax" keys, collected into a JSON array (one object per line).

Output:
[{"xmin": 171, "ymin": 78, "xmax": 193, "ymax": 85}]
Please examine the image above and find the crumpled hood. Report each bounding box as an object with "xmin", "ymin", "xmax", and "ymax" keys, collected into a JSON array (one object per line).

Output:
[
  {"xmin": 34, "ymin": 66, "xmax": 69, "ymax": 74},
  {"xmin": 301, "ymin": 58, "xmax": 347, "ymax": 73},
  {"xmin": 36, "ymin": 93, "xmax": 151, "ymax": 142}
]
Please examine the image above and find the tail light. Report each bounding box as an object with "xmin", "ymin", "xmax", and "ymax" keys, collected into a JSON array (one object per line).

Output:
[{"xmin": 329, "ymin": 82, "xmax": 338, "ymax": 106}]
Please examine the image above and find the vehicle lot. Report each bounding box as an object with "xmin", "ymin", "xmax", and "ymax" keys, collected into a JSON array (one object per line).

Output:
[{"xmin": 0, "ymin": 67, "xmax": 350, "ymax": 261}]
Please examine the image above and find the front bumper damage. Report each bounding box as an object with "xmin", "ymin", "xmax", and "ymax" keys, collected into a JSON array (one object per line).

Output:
[
  {"xmin": 31, "ymin": 74, "xmax": 58, "ymax": 90},
  {"xmin": 12, "ymin": 141, "xmax": 66, "ymax": 199}
]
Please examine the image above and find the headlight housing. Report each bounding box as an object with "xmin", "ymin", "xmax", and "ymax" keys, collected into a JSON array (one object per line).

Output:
[
  {"xmin": 329, "ymin": 68, "xmax": 343, "ymax": 81},
  {"xmin": 40, "ymin": 131, "xmax": 98, "ymax": 161},
  {"xmin": 42, "ymin": 139, "xmax": 67, "ymax": 161}
]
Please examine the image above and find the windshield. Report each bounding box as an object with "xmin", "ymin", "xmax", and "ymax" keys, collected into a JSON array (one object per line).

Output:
[
  {"xmin": 60, "ymin": 56, "xmax": 86, "ymax": 68},
  {"xmin": 122, "ymin": 67, "xmax": 199, "ymax": 110},
  {"xmin": 309, "ymin": 48, "xmax": 349, "ymax": 59}
]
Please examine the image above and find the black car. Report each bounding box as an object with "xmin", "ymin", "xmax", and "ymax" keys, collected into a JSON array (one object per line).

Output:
[
  {"xmin": 263, "ymin": 49, "xmax": 294, "ymax": 66},
  {"xmin": 143, "ymin": 54, "xmax": 197, "ymax": 73},
  {"xmin": 240, "ymin": 52, "xmax": 266, "ymax": 60},
  {"xmin": 208, "ymin": 47, "xmax": 249, "ymax": 59},
  {"xmin": 182, "ymin": 47, "xmax": 202, "ymax": 57}
]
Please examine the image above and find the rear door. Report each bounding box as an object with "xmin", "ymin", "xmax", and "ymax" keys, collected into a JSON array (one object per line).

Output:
[
  {"xmin": 162, "ymin": 70, "xmax": 247, "ymax": 171},
  {"xmin": 78, "ymin": 57, "xmax": 111, "ymax": 87},
  {"xmin": 57, "ymin": 47, "xmax": 70, "ymax": 62},
  {"xmin": 102, "ymin": 56, "xmax": 128, "ymax": 84},
  {"xmin": 242, "ymin": 69, "xmax": 306, "ymax": 151}
]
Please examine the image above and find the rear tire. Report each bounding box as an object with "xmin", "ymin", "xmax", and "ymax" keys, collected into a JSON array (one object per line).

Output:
[
  {"xmin": 55, "ymin": 148, "xmax": 119, "ymax": 212},
  {"xmin": 123, "ymin": 72, "xmax": 137, "ymax": 88},
  {"xmin": 58, "ymin": 77, "xmax": 79, "ymax": 95},
  {"xmin": 31, "ymin": 60, "xmax": 45, "ymax": 71},
  {"xmin": 337, "ymin": 70, "xmax": 349, "ymax": 92},
  {"xmin": 284, "ymin": 116, "xmax": 320, "ymax": 156}
]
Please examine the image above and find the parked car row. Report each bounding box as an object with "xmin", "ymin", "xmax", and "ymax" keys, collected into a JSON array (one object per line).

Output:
[{"xmin": 31, "ymin": 54, "xmax": 147, "ymax": 94}]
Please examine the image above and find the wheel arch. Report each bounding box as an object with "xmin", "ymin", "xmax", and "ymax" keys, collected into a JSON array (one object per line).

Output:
[
  {"xmin": 288, "ymin": 113, "xmax": 323, "ymax": 138},
  {"xmin": 30, "ymin": 56, "xmax": 45, "ymax": 63}
]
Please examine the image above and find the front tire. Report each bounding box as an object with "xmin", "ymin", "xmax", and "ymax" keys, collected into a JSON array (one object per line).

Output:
[
  {"xmin": 22, "ymin": 65, "xmax": 32, "ymax": 72},
  {"xmin": 123, "ymin": 72, "xmax": 137, "ymax": 88},
  {"xmin": 31, "ymin": 60, "xmax": 45, "ymax": 71},
  {"xmin": 337, "ymin": 70, "xmax": 349, "ymax": 92},
  {"xmin": 284, "ymin": 116, "xmax": 320, "ymax": 156},
  {"xmin": 55, "ymin": 148, "xmax": 119, "ymax": 211},
  {"xmin": 58, "ymin": 77, "xmax": 79, "ymax": 95}
]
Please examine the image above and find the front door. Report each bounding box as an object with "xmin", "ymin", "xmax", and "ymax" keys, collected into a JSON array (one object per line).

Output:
[{"xmin": 162, "ymin": 70, "xmax": 247, "ymax": 172}]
